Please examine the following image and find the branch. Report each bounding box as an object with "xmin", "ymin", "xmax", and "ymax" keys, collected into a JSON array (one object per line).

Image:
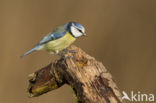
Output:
[{"xmin": 27, "ymin": 45, "xmax": 122, "ymax": 103}]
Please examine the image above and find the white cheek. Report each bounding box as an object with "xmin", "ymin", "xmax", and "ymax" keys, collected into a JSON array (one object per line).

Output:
[
  {"xmin": 71, "ymin": 26, "xmax": 82, "ymax": 37},
  {"xmin": 82, "ymin": 27, "xmax": 85, "ymax": 33}
]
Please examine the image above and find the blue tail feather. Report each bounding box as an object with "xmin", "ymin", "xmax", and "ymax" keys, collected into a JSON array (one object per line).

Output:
[{"xmin": 21, "ymin": 45, "xmax": 41, "ymax": 58}]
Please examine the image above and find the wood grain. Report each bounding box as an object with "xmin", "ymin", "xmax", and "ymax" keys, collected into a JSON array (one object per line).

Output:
[{"xmin": 27, "ymin": 45, "xmax": 122, "ymax": 103}]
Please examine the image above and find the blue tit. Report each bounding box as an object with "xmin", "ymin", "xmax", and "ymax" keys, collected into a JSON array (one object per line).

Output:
[{"xmin": 21, "ymin": 22, "xmax": 86, "ymax": 58}]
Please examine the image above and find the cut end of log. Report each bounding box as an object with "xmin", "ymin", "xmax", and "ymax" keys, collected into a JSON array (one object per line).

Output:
[{"xmin": 27, "ymin": 63, "xmax": 64, "ymax": 97}]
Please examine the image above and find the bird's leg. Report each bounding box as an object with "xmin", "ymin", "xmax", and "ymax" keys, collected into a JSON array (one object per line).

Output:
[
  {"xmin": 61, "ymin": 55, "xmax": 73, "ymax": 61},
  {"xmin": 58, "ymin": 49, "xmax": 76, "ymax": 61},
  {"xmin": 62, "ymin": 49, "xmax": 76, "ymax": 54},
  {"xmin": 58, "ymin": 52, "xmax": 73, "ymax": 61}
]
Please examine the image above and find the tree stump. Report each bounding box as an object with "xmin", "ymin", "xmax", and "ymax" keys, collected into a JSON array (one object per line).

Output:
[{"xmin": 27, "ymin": 45, "xmax": 122, "ymax": 103}]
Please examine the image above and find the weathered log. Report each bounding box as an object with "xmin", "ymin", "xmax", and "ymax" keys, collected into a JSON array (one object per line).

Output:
[{"xmin": 27, "ymin": 45, "xmax": 122, "ymax": 103}]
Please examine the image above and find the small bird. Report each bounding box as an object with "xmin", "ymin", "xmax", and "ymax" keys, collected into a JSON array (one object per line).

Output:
[{"xmin": 21, "ymin": 22, "xmax": 86, "ymax": 58}]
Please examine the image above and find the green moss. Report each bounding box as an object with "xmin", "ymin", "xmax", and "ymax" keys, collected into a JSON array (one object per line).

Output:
[
  {"xmin": 70, "ymin": 87, "xmax": 82, "ymax": 103},
  {"xmin": 56, "ymin": 78, "xmax": 63, "ymax": 84},
  {"xmin": 30, "ymin": 82, "xmax": 58, "ymax": 97}
]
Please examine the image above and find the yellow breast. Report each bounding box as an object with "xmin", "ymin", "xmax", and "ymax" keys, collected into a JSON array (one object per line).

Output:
[{"xmin": 44, "ymin": 32, "xmax": 76, "ymax": 53}]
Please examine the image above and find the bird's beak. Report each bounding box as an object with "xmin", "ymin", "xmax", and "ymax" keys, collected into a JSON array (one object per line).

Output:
[{"xmin": 83, "ymin": 33, "xmax": 86, "ymax": 36}]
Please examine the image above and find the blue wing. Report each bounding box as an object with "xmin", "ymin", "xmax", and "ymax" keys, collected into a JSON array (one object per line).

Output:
[
  {"xmin": 21, "ymin": 24, "xmax": 67, "ymax": 58},
  {"xmin": 38, "ymin": 25, "xmax": 67, "ymax": 45},
  {"xmin": 39, "ymin": 31, "xmax": 66, "ymax": 45}
]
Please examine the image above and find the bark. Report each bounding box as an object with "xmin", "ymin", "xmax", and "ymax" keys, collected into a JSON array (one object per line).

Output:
[{"xmin": 27, "ymin": 45, "xmax": 122, "ymax": 103}]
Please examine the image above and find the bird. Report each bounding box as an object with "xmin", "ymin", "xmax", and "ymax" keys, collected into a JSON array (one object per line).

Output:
[{"xmin": 21, "ymin": 22, "xmax": 86, "ymax": 58}]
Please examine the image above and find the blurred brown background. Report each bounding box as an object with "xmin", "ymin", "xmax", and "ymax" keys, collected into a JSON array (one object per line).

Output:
[{"xmin": 0, "ymin": 0, "xmax": 156, "ymax": 103}]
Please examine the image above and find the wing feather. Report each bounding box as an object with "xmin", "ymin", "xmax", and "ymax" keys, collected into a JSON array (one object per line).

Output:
[{"xmin": 38, "ymin": 25, "xmax": 67, "ymax": 45}]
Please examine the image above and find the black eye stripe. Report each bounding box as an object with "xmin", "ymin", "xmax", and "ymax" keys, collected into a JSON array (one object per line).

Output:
[
  {"xmin": 72, "ymin": 25, "xmax": 83, "ymax": 33},
  {"xmin": 77, "ymin": 28, "xmax": 82, "ymax": 33}
]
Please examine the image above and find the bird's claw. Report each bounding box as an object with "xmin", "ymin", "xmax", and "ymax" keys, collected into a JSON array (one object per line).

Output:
[
  {"xmin": 61, "ymin": 55, "xmax": 73, "ymax": 61},
  {"xmin": 62, "ymin": 49, "xmax": 76, "ymax": 54}
]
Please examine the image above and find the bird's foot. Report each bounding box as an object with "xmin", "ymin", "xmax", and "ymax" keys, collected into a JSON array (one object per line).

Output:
[
  {"xmin": 62, "ymin": 49, "xmax": 76, "ymax": 54},
  {"xmin": 61, "ymin": 55, "xmax": 73, "ymax": 61},
  {"xmin": 58, "ymin": 49, "xmax": 76, "ymax": 59}
]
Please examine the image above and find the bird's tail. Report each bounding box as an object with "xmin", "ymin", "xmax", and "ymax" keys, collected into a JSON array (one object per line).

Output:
[{"xmin": 20, "ymin": 45, "xmax": 41, "ymax": 58}]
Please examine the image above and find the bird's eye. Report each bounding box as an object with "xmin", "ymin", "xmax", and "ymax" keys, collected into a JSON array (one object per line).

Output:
[{"xmin": 77, "ymin": 29, "xmax": 82, "ymax": 33}]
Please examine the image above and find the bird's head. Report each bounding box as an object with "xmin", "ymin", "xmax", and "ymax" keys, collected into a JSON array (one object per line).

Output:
[{"xmin": 67, "ymin": 22, "xmax": 86, "ymax": 38}]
